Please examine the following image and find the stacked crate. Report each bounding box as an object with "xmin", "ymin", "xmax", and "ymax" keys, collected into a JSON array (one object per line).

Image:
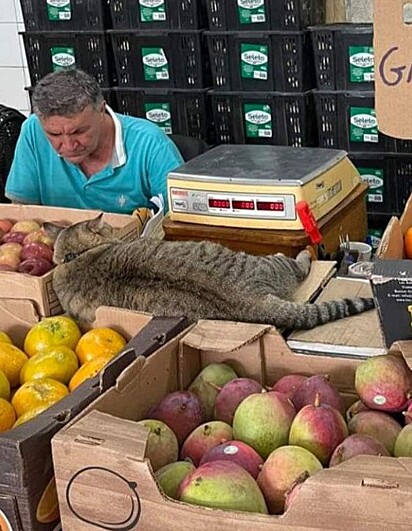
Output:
[
  {"xmin": 20, "ymin": 0, "xmax": 114, "ymax": 93},
  {"xmin": 204, "ymin": 0, "xmax": 325, "ymax": 147},
  {"xmin": 311, "ymin": 23, "xmax": 412, "ymax": 236},
  {"xmin": 108, "ymin": 0, "xmax": 213, "ymax": 142}
]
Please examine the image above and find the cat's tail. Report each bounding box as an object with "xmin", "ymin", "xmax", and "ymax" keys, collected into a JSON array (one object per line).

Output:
[{"xmin": 260, "ymin": 296, "xmax": 375, "ymax": 330}]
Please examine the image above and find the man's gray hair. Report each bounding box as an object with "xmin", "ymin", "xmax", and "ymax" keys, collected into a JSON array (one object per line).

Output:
[{"xmin": 32, "ymin": 69, "xmax": 104, "ymax": 117}]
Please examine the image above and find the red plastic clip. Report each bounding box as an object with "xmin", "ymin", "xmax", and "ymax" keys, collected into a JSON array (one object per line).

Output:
[{"xmin": 296, "ymin": 201, "xmax": 322, "ymax": 245}]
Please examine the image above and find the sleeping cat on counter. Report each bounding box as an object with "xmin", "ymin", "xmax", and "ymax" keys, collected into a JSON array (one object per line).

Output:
[{"xmin": 43, "ymin": 214, "xmax": 374, "ymax": 326}]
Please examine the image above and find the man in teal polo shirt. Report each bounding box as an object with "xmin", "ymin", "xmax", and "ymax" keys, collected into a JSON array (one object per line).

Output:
[{"xmin": 5, "ymin": 69, "xmax": 183, "ymax": 214}]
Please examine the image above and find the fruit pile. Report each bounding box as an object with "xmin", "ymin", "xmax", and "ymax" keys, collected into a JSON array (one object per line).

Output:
[
  {"xmin": 0, "ymin": 218, "xmax": 56, "ymax": 275},
  {"xmin": 0, "ymin": 316, "xmax": 127, "ymax": 431},
  {"xmin": 135, "ymin": 355, "xmax": 412, "ymax": 515}
]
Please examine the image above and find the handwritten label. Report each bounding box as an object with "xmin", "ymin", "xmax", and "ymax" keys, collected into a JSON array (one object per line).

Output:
[
  {"xmin": 378, "ymin": 45, "xmax": 412, "ymax": 86},
  {"xmin": 374, "ymin": 0, "xmax": 412, "ymax": 139}
]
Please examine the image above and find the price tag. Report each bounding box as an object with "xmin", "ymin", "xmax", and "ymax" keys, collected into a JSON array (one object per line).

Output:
[{"xmin": 375, "ymin": 0, "xmax": 412, "ymax": 139}]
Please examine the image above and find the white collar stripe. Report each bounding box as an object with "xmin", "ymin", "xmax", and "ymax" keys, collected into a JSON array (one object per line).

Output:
[{"xmin": 106, "ymin": 105, "xmax": 126, "ymax": 168}]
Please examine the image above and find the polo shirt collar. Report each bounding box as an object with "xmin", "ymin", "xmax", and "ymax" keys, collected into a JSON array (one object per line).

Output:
[{"xmin": 106, "ymin": 105, "xmax": 126, "ymax": 168}]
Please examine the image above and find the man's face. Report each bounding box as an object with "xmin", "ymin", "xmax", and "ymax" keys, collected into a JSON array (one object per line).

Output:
[{"xmin": 40, "ymin": 103, "xmax": 105, "ymax": 164}]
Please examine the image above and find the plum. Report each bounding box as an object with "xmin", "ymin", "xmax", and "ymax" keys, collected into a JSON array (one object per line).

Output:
[
  {"xmin": 18, "ymin": 258, "xmax": 53, "ymax": 276},
  {"xmin": 1, "ymin": 231, "xmax": 27, "ymax": 244},
  {"xmin": 21, "ymin": 242, "xmax": 54, "ymax": 263}
]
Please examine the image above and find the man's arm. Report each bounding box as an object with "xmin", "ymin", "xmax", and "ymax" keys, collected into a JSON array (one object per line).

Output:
[{"xmin": 5, "ymin": 118, "xmax": 42, "ymax": 204}]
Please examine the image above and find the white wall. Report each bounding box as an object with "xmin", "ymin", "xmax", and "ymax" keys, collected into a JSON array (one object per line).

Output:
[{"xmin": 0, "ymin": 0, "xmax": 30, "ymax": 115}]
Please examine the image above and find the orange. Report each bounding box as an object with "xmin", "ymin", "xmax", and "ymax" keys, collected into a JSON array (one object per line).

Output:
[
  {"xmin": 0, "ymin": 343, "xmax": 28, "ymax": 387},
  {"xmin": 12, "ymin": 378, "xmax": 69, "ymax": 418},
  {"xmin": 13, "ymin": 405, "xmax": 50, "ymax": 428},
  {"xmin": 69, "ymin": 354, "xmax": 113, "ymax": 392},
  {"xmin": 0, "ymin": 331, "xmax": 12, "ymax": 344},
  {"xmin": 0, "ymin": 512, "xmax": 12, "ymax": 531},
  {"xmin": 405, "ymin": 227, "xmax": 412, "ymax": 259},
  {"xmin": 0, "ymin": 370, "xmax": 10, "ymax": 401},
  {"xmin": 36, "ymin": 476, "xmax": 59, "ymax": 524},
  {"xmin": 24, "ymin": 316, "xmax": 82, "ymax": 358},
  {"xmin": 75, "ymin": 327, "xmax": 127, "ymax": 365},
  {"xmin": 20, "ymin": 346, "xmax": 79, "ymax": 385},
  {"xmin": 0, "ymin": 398, "xmax": 16, "ymax": 432}
]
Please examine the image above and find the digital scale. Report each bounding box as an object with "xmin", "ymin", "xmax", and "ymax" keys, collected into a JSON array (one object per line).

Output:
[{"xmin": 168, "ymin": 145, "xmax": 362, "ymax": 231}]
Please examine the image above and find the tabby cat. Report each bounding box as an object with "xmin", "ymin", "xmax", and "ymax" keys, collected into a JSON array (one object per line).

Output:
[{"xmin": 44, "ymin": 214, "xmax": 374, "ymax": 326}]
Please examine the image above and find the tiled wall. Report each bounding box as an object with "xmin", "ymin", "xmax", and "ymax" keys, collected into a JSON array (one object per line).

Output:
[{"xmin": 0, "ymin": 0, "xmax": 30, "ymax": 115}]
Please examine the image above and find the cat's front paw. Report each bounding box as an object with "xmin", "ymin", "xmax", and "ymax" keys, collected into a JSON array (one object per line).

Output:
[{"xmin": 305, "ymin": 245, "xmax": 317, "ymax": 262}]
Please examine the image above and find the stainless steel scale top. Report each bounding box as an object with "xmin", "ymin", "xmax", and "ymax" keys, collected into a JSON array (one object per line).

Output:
[{"xmin": 170, "ymin": 145, "xmax": 348, "ymax": 186}]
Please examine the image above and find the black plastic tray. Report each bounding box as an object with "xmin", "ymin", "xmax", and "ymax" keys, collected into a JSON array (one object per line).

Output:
[
  {"xmin": 206, "ymin": 30, "xmax": 314, "ymax": 93},
  {"xmin": 310, "ymin": 23, "xmax": 374, "ymax": 91},
  {"xmin": 112, "ymin": 87, "xmax": 213, "ymax": 142},
  {"xmin": 206, "ymin": 0, "xmax": 325, "ymax": 31},
  {"xmin": 109, "ymin": 0, "xmax": 208, "ymax": 29},
  {"xmin": 21, "ymin": 31, "xmax": 114, "ymax": 87},
  {"xmin": 210, "ymin": 90, "xmax": 317, "ymax": 147},
  {"xmin": 109, "ymin": 29, "xmax": 211, "ymax": 89},
  {"xmin": 20, "ymin": 0, "xmax": 111, "ymax": 31},
  {"xmin": 313, "ymin": 91, "xmax": 412, "ymax": 153}
]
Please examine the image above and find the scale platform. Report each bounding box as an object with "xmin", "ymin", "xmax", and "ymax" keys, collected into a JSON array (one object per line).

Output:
[{"xmin": 167, "ymin": 145, "xmax": 361, "ymax": 230}]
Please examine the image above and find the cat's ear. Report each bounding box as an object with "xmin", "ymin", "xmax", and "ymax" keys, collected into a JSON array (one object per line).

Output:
[
  {"xmin": 42, "ymin": 222, "xmax": 66, "ymax": 241},
  {"xmin": 87, "ymin": 212, "xmax": 107, "ymax": 234}
]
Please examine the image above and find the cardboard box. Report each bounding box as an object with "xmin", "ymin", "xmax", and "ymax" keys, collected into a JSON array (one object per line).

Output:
[
  {"xmin": 376, "ymin": 192, "xmax": 412, "ymax": 259},
  {"xmin": 370, "ymin": 259, "xmax": 412, "ymax": 347},
  {"xmin": 372, "ymin": 192, "xmax": 412, "ymax": 346},
  {"xmin": 52, "ymin": 320, "xmax": 412, "ymax": 531},
  {"xmin": 374, "ymin": 0, "xmax": 412, "ymax": 140},
  {"xmin": 372, "ymin": 191, "xmax": 412, "ymax": 347},
  {"xmin": 0, "ymin": 299, "xmax": 188, "ymax": 531},
  {"xmin": 288, "ymin": 277, "xmax": 386, "ymax": 357},
  {"xmin": 374, "ymin": 0, "xmax": 412, "ymax": 260},
  {"xmin": 0, "ymin": 204, "xmax": 139, "ymax": 316}
]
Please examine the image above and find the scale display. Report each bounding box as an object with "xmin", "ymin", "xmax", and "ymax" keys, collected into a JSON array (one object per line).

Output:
[
  {"xmin": 208, "ymin": 198, "xmax": 230, "ymax": 209},
  {"xmin": 257, "ymin": 201, "xmax": 285, "ymax": 211},
  {"xmin": 172, "ymin": 189, "xmax": 293, "ymax": 219},
  {"xmin": 232, "ymin": 200, "xmax": 254, "ymax": 210}
]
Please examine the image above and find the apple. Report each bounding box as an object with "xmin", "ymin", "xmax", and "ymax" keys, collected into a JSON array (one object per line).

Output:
[
  {"xmin": 1, "ymin": 231, "xmax": 27, "ymax": 244},
  {"xmin": 21, "ymin": 242, "xmax": 53, "ymax": 263},
  {"xmin": 0, "ymin": 219, "xmax": 13, "ymax": 233},
  {"xmin": 23, "ymin": 229, "xmax": 54, "ymax": 248},
  {"xmin": 0, "ymin": 243, "xmax": 23, "ymax": 257},
  {"xmin": 10, "ymin": 220, "xmax": 41, "ymax": 233},
  {"xmin": 0, "ymin": 253, "xmax": 20, "ymax": 270},
  {"xmin": 17, "ymin": 258, "xmax": 53, "ymax": 276}
]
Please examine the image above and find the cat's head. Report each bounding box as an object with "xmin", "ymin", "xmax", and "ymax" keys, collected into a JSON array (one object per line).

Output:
[{"xmin": 43, "ymin": 213, "xmax": 115, "ymax": 264}]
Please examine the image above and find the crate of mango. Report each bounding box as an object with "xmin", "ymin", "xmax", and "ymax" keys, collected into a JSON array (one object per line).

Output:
[{"xmin": 0, "ymin": 299, "xmax": 188, "ymax": 531}]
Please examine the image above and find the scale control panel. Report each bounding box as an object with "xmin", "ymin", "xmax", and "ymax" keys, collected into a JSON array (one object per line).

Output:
[{"xmin": 170, "ymin": 189, "xmax": 296, "ymax": 220}]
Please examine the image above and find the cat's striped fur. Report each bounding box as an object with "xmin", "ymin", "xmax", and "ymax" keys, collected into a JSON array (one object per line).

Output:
[{"xmin": 44, "ymin": 215, "xmax": 374, "ymax": 326}]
